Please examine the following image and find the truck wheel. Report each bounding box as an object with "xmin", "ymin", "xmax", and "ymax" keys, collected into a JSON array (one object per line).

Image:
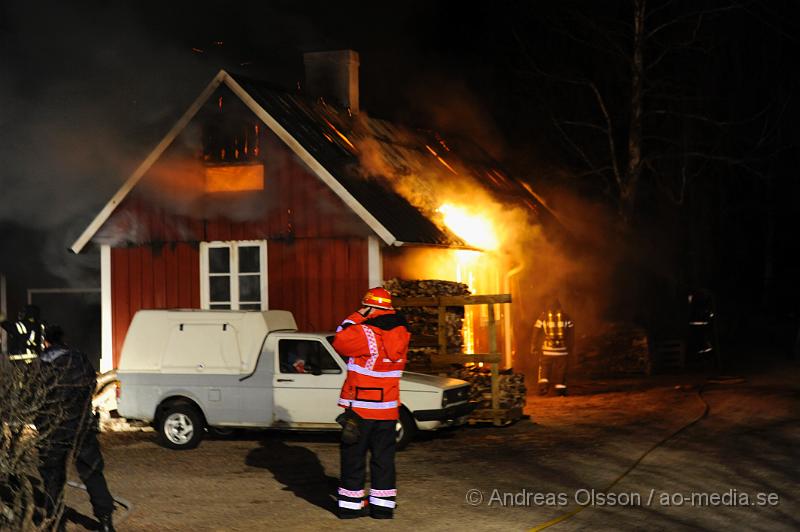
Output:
[
  {"xmin": 395, "ymin": 408, "xmax": 417, "ymax": 451},
  {"xmin": 158, "ymin": 403, "xmax": 204, "ymax": 450}
]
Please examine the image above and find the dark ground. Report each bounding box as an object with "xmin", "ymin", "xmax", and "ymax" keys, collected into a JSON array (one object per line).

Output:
[{"xmin": 63, "ymin": 357, "xmax": 799, "ymax": 531}]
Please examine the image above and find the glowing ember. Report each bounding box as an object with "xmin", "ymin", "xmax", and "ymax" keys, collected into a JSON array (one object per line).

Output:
[
  {"xmin": 424, "ymin": 145, "xmax": 457, "ymax": 174},
  {"xmin": 322, "ymin": 117, "xmax": 356, "ymax": 151},
  {"xmin": 438, "ymin": 204, "xmax": 499, "ymax": 251}
]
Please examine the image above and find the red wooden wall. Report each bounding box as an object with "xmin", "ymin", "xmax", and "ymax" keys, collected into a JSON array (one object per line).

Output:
[
  {"xmin": 268, "ymin": 238, "xmax": 368, "ymax": 332},
  {"xmin": 107, "ymin": 98, "xmax": 372, "ymax": 367},
  {"xmin": 111, "ymin": 244, "xmax": 200, "ymax": 368}
]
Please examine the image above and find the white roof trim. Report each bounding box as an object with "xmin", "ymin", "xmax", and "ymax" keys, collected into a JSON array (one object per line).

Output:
[
  {"xmin": 222, "ymin": 75, "xmax": 397, "ymax": 246},
  {"xmin": 71, "ymin": 70, "xmax": 398, "ymax": 253}
]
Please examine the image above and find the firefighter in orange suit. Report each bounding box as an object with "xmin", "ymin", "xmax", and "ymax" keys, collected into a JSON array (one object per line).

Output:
[
  {"xmin": 532, "ymin": 299, "xmax": 574, "ymax": 396},
  {"xmin": 333, "ymin": 287, "xmax": 410, "ymax": 519}
]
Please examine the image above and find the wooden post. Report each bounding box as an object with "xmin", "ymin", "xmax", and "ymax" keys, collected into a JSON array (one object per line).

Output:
[
  {"xmin": 488, "ymin": 303, "xmax": 501, "ymax": 425},
  {"xmin": 488, "ymin": 303, "xmax": 497, "ymax": 354},
  {"xmin": 437, "ymin": 302, "xmax": 447, "ymax": 357},
  {"xmin": 392, "ymin": 293, "xmax": 520, "ymax": 426}
]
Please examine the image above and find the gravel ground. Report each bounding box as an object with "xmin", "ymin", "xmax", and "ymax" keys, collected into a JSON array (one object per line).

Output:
[{"xmin": 63, "ymin": 360, "xmax": 799, "ymax": 531}]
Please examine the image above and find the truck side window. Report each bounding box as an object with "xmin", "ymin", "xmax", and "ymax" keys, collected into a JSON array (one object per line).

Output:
[{"xmin": 278, "ymin": 339, "xmax": 341, "ymax": 374}]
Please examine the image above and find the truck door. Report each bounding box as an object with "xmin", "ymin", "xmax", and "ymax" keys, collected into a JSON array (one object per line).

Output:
[
  {"xmin": 238, "ymin": 334, "xmax": 275, "ymax": 426},
  {"xmin": 272, "ymin": 337, "xmax": 345, "ymax": 424}
]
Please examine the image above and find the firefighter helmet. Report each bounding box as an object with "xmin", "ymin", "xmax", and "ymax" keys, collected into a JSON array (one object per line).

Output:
[{"xmin": 362, "ymin": 287, "xmax": 393, "ymax": 310}]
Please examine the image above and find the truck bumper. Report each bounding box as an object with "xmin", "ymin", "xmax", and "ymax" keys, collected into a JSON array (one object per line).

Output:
[{"xmin": 413, "ymin": 401, "xmax": 478, "ymax": 422}]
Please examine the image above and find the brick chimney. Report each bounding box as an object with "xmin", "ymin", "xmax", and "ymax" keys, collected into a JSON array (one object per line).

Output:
[{"xmin": 303, "ymin": 50, "xmax": 360, "ymax": 113}]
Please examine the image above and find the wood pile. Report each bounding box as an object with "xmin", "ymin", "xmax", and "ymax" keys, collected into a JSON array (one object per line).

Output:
[
  {"xmin": 578, "ymin": 322, "xmax": 650, "ymax": 376},
  {"xmin": 450, "ymin": 366, "xmax": 527, "ymax": 410},
  {"xmin": 383, "ymin": 279, "xmax": 526, "ymax": 421},
  {"xmin": 384, "ymin": 278, "xmax": 470, "ymax": 367}
]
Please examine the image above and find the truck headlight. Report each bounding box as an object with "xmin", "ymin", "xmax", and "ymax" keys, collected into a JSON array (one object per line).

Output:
[{"xmin": 442, "ymin": 386, "xmax": 469, "ymax": 407}]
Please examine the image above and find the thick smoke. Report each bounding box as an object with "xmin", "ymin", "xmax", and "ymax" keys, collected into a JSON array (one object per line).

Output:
[
  {"xmin": 0, "ymin": 2, "xmax": 218, "ymax": 296},
  {"xmin": 351, "ymin": 104, "xmax": 619, "ymax": 373}
]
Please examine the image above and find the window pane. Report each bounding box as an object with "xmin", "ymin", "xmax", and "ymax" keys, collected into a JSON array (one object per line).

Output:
[
  {"xmin": 276, "ymin": 340, "xmax": 341, "ymax": 375},
  {"xmin": 278, "ymin": 340, "xmax": 309, "ymax": 374},
  {"xmin": 239, "ymin": 275, "xmax": 261, "ymax": 302},
  {"xmin": 210, "ymin": 303, "xmax": 231, "ymax": 310},
  {"xmin": 239, "ymin": 246, "xmax": 260, "ymax": 273},
  {"xmin": 240, "ymin": 303, "xmax": 262, "ymax": 310},
  {"xmin": 317, "ymin": 346, "xmax": 342, "ymax": 374},
  {"xmin": 210, "ymin": 276, "xmax": 230, "ymax": 302},
  {"xmin": 209, "ymin": 247, "xmax": 230, "ymax": 273}
]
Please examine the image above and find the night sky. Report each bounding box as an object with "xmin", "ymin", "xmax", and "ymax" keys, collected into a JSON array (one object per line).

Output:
[{"xmin": 1, "ymin": 1, "xmax": 798, "ymax": 352}]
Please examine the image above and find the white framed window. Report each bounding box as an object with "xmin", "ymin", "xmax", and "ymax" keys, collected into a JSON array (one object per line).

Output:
[{"xmin": 200, "ymin": 241, "xmax": 268, "ymax": 310}]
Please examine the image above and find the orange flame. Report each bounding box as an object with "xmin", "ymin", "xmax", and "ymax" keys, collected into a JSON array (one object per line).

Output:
[{"xmin": 438, "ymin": 204, "xmax": 499, "ymax": 251}]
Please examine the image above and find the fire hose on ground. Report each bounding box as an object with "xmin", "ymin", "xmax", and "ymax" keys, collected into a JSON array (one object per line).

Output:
[
  {"xmin": 66, "ymin": 481, "xmax": 133, "ymax": 525},
  {"xmin": 528, "ymin": 376, "xmax": 746, "ymax": 531}
]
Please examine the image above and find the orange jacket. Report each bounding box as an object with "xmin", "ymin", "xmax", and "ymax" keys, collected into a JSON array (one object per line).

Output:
[{"xmin": 333, "ymin": 309, "xmax": 410, "ymax": 420}]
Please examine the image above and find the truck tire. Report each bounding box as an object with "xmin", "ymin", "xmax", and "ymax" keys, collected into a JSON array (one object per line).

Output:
[
  {"xmin": 395, "ymin": 407, "xmax": 417, "ymax": 451},
  {"xmin": 157, "ymin": 402, "xmax": 205, "ymax": 450}
]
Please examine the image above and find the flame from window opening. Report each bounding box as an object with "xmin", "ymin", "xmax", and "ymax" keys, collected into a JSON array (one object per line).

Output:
[
  {"xmin": 205, "ymin": 164, "xmax": 264, "ymax": 192},
  {"xmin": 438, "ymin": 204, "xmax": 499, "ymax": 251}
]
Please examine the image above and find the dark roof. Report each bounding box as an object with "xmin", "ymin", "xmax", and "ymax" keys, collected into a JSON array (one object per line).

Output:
[{"xmin": 232, "ymin": 74, "xmax": 548, "ymax": 246}]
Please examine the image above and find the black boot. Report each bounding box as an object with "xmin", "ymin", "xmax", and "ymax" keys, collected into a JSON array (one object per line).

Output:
[
  {"xmin": 337, "ymin": 507, "xmax": 366, "ymax": 519},
  {"xmin": 370, "ymin": 506, "xmax": 394, "ymax": 519},
  {"xmin": 97, "ymin": 514, "xmax": 115, "ymax": 532}
]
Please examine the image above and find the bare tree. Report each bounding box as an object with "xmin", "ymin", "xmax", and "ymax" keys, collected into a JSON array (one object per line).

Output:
[
  {"xmin": 1, "ymin": 358, "xmax": 82, "ymax": 531},
  {"xmin": 512, "ymin": 0, "xmax": 766, "ymax": 224}
]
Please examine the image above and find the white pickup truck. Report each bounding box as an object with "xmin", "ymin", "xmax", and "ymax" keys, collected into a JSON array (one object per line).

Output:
[{"xmin": 116, "ymin": 310, "xmax": 475, "ymax": 450}]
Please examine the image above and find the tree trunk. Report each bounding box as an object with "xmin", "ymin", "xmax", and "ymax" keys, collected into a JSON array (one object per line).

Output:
[{"xmin": 623, "ymin": 0, "xmax": 646, "ymax": 222}]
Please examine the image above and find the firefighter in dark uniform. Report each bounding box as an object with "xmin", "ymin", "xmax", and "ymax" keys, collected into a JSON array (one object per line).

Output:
[
  {"xmin": 35, "ymin": 325, "xmax": 115, "ymax": 532},
  {"xmin": 532, "ymin": 299, "xmax": 574, "ymax": 396},
  {"xmin": 2, "ymin": 305, "xmax": 45, "ymax": 362},
  {"xmin": 687, "ymin": 289, "xmax": 720, "ymax": 368},
  {"xmin": 333, "ymin": 287, "xmax": 410, "ymax": 519}
]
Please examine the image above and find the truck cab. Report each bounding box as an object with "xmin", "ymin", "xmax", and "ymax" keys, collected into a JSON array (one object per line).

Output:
[{"xmin": 116, "ymin": 310, "xmax": 474, "ymax": 449}]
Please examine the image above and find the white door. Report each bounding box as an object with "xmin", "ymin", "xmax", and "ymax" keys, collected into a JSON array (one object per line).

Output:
[
  {"xmin": 272, "ymin": 337, "xmax": 345, "ymax": 424},
  {"xmin": 238, "ymin": 334, "xmax": 274, "ymax": 426}
]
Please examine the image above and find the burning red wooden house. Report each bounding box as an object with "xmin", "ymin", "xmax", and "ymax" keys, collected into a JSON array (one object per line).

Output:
[{"xmin": 71, "ymin": 51, "xmax": 555, "ymax": 372}]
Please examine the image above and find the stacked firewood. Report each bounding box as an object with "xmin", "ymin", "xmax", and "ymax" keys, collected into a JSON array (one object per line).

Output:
[
  {"xmin": 451, "ymin": 366, "xmax": 527, "ymax": 410},
  {"xmin": 384, "ymin": 278, "xmax": 470, "ymax": 367},
  {"xmin": 384, "ymin": 278, "xmax": 472, "ymax": 298},
  {"xmin": 383, "ymin": 278, "xmax": 526, "ymax": 414},
  {"xmin": 578, "ymin": 322, "xmax": 650, "ymax": 376}
]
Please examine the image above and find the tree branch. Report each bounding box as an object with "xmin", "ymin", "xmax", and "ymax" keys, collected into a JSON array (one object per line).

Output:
[
  {"xmin": 588, "ymin": 81, "xmax": 624, "ymax": 195},
  {"xmin": 646, "ymin": 3, "xmax": 741, "ymax": 40}
]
